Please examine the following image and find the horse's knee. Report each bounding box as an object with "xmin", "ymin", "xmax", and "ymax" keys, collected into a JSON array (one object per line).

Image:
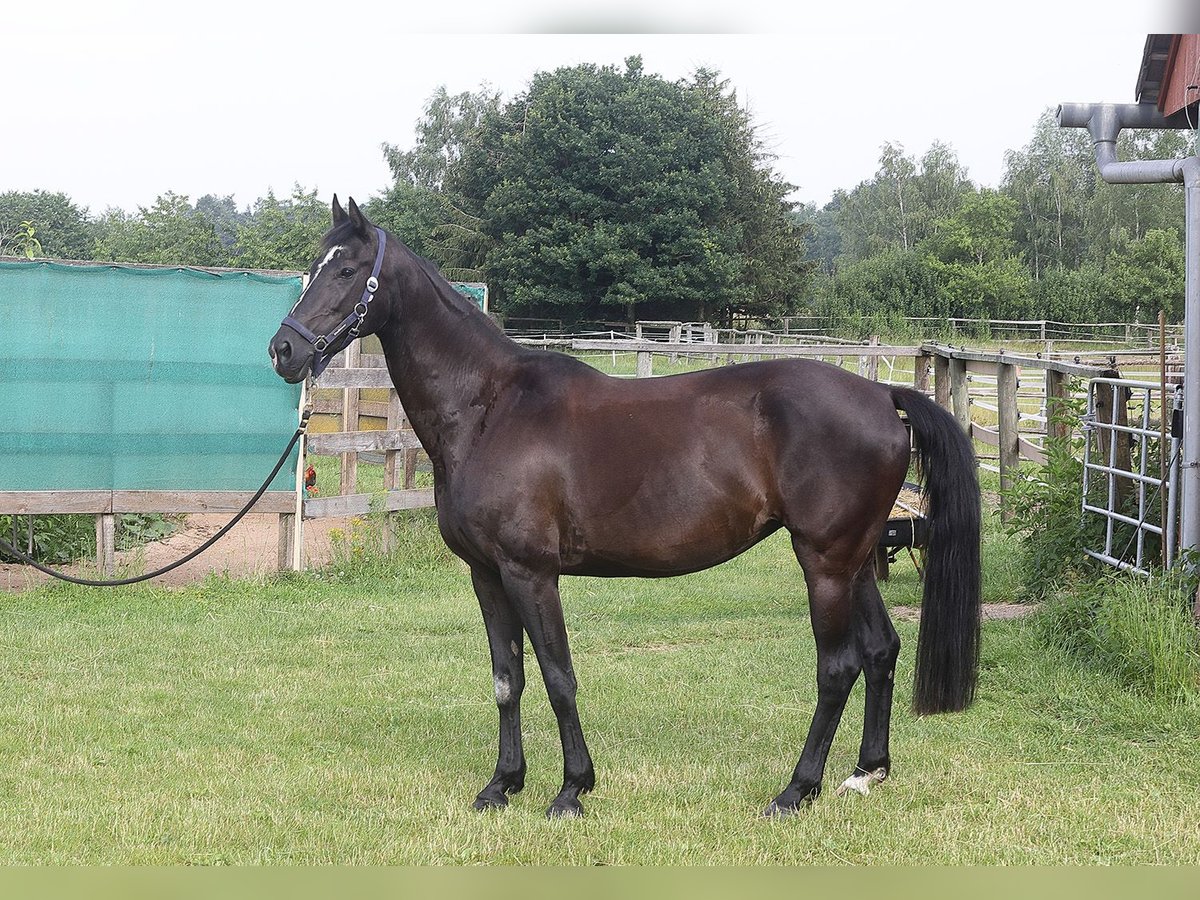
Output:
[
  {"xmin": 863, "ymin": 630, "xmax": 900, "ymax": 675},
  {"xmin": 816, "ymin": 648, "xmax": 861, "ymax": 696},
  {"xmin": 543, "ymin": 668, "xmax": 578, "ymax": 716},
  {"xmin": 494, "ymin": 672, "xmax": 524, "ymax": 708}
]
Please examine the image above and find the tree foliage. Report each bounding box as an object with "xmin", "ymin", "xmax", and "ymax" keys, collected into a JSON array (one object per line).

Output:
[
  {"xmin": 92, "ymin": 192, "xmax": 228, "ymax": 266},
  {"xmin": 234, "ymin": 186, "xmax": 328, "ymax": 270},
  {"xmin": 805, "ymin": 114, "xmax": 1187, "ymax": 328},
  {"xmin": 432, "ymin": 57, "xmax": 810, "ymax": 323},
  {"xmin": 0, "ymin": 190, "xmax": 92, "ymax": 259}
]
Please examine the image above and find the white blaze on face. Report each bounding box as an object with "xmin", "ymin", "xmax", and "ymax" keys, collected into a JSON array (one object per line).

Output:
[{"xmin": 289, "ymin": 245, "xmax": 344, "ymax": 314}]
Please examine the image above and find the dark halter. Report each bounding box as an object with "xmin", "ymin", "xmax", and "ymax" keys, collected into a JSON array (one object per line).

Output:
[{"xmin": 280, "ymin": 226, "xmax": 386, "ymax": 378}]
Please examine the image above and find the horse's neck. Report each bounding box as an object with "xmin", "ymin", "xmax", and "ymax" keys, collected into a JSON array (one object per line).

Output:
[{"xmin": 377, "ymin": 257, "xmax": 519, "ymax": 475}]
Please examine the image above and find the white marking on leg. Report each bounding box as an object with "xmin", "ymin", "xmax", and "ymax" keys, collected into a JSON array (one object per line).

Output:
[
  {"xmin": 289, "ymin": 245, "xmax": 343, "ymax": 313},
  {"xmin": 494, "ymin": 675, "xmax": 511, "ymax": 705},
  {"xmin": 835, "ymin": 767, "xmax": 888, "ymax": 797}
]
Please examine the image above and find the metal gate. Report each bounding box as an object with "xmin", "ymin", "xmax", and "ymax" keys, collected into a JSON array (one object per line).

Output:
[{"xmin": 1082, "ymin": 377, "xmax": 1182, "ymax": 573}]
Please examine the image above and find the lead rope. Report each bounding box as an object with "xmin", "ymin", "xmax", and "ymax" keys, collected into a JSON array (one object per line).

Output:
[{"xmin": 0, "ymin": 408, "xmax": 311, "ymax": 587}]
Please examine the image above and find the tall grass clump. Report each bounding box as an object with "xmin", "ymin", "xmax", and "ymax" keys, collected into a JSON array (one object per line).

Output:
[
  {"xmin": 1037, "ymin": 568, "xmax": 1200, "ymax": 702},
  {"xmin": 324, "ymin": 502, "xmax": 458, "ymax": 581},
  {"xmin": 1002, "ymin": 391, "xmax": 1200, "ymax": 701}
]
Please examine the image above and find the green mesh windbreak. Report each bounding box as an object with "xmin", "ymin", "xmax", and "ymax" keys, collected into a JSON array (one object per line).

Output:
[{"xmin": 1, "ymin": 261, "xmax": 303, "ymax": 491}]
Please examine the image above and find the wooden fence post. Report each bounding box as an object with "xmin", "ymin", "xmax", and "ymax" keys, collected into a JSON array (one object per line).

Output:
[
  {"xmin": 340, "ymin": 341, "xmax": 360, "ymax": 498},
  {"xmin": 914, "ymin": 351, "xmax": 931, "ymax": 394},
  {"xmin": 997, "ymin": 362, "xmax": 1019, "ymax": 523},
  {"xmin": 949, "ymin": 357, "xmax": 970, "ymax": 433},
  {"xmin": 278, "ymin": 513, "xmax": 295, "ymax": 571},
  {"xmin": 96, "ymin": 513, "xmax": 115, "ymax": 576},
  {"xmin": 1045, "ymin": 368, "xmax": 1069, "ymax": 443},
  {"xmin": 636, "ymin": 351, "xmax": 653, "ymax": 378},
  {"xmin": 934, "ymin": 354, "xmax": 951, "ymax": 410}
]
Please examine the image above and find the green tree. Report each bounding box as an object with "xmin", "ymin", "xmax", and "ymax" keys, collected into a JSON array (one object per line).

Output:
[
  {"xmin": 372, "ymin": 86, "xmax": 501, "ymax": 280},
  {"xmin": 446, "ymin": 56, "xmax": 808, "ymax": 323},
  {"xmin": 1106, "ymin": 228, "xmax": 1185, "ymax": 322},
  {"xmin": 92, "ymin": 192, "xmax": 227, "ymax": 266},
  {"xmin": 1002, "ymin": 108, "xmax": 1096, "ymax": 277},
  {"xmin": 834, "ymin": 141, "xmax": 973, "ymax": 264},
  {"xmin": 0, "ymin": 190, "xmax": 92, "ymax": 259},
  {"xmin": 234, "ymin": 186, "xmax": 328, "ymax": 270},
  {"xmin": 196, "ymin": 194, "xmax": 249, "ymax": 253},
  {"xmin": 921, "ymin": 189, "xmax": 1031, "ymax": 319},
  {"xmin": 1030, "ymin": 263, "xmax": 1120, "ymax": 322}
]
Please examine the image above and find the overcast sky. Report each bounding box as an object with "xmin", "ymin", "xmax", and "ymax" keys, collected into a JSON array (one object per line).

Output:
[{"xmin": 4, "ymin": 1, "xmax": 1195, "ymax": 216}]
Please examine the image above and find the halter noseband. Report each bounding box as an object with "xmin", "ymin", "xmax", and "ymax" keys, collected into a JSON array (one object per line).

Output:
[{"xmin": 280, "ymin": 226, "xmax": 387, "ymax": 378}]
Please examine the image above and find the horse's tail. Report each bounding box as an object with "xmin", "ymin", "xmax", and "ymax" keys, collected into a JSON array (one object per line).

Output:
[{"xmin": 890, "ymin": 386, "xmax": 981, "ymax": 714}]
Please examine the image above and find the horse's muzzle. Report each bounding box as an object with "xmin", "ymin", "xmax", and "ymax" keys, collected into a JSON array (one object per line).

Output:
[{"xmin": 268, "ymin": 326, "xmax": 313, "ymax": 384}]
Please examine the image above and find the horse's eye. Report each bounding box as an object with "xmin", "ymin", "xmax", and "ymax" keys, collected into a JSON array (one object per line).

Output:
[{"xmin": 339, "ymin": 267, "xmax": 356, "ymax": 278}]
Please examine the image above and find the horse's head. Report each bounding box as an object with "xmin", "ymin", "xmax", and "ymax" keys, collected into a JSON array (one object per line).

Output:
[{"xmin": 269, "ymin": 196, "xmax": 388, "ymax": 383}]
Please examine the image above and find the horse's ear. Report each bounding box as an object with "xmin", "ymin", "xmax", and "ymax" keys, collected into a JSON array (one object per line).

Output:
[
  {"xmin": 347, "ymin": 197, "xmax": 370, "ymax": 235},
  {"xmin": 332, "ymin": 195, "xmax": 347, "ymax": 226}
]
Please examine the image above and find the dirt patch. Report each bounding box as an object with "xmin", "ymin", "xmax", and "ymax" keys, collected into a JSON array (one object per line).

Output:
[
  {"xmin": 890, "ymin": 603, "xmax": 1034, "ymax": 621},
  {"xmin": 0, "ymin": 513, "xmax": 352, "ymax": 592}
]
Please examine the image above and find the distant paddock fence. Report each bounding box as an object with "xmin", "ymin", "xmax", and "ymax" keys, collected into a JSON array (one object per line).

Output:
[
  {"xmin": 308, "ymin": 336, "xmax": 1124, "ymax": 553},
  {"xmin": 772, "ymin": 316, "xmax": 1184, "ymax": 347}
]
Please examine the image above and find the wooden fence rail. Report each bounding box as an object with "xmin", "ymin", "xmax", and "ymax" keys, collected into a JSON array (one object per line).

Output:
[{"xmin": 6, "ymin": 336, "xmax": 1126, "ymax": 574}]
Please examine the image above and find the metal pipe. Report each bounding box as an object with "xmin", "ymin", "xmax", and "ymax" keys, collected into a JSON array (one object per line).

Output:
[
  {"xmin": 1184, "ymin": 158, "xmax": 1200, "ymax": 558},
  {"xmin": 1058, "ymin": 102, "xmax": 1200, "ymax": 560}
]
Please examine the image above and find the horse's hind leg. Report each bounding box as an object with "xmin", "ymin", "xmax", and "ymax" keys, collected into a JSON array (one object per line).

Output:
[
  {"xmin": 765, "ymin": 557, "xmax": 862, "ymax": 816},
  {"xmin": 835, "ymin": 564, "xmax": 900, "ymax": 797},
  {"xmin": 470, "ymin": 567, "xmax": 527, "ymax": 810}
]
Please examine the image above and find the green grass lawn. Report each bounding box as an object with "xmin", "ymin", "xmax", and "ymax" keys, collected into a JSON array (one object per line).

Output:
[{"xmin": 1, "ymin": 506, "xmax": 1197, "ymax": 864}]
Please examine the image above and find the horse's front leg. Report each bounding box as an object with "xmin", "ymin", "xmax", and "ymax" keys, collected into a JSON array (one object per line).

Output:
[
  {"xmin": 470, "ymin": 566, "xmax": 527, "ymax": 810},
  {"xmin": 498, "ymin": 562, "xmax": 595, "ymax": 818}
]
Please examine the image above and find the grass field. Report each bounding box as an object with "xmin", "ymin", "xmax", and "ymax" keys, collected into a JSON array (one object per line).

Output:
[{"xmin": 1, "ymin": 501, "xmax": 1198, "ymax": 865}]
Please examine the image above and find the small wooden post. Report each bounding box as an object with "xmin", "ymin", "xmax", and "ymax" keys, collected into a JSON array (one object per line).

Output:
[
  {"xmin": 866, "ymin": 335, "xmax": 880, "ymax": 382},
  {"xmin": 997, "ymin": 362, "xmax": 1020, "ymax": 523},
  {"xmin": 949, "ymin": 357, "xmax": 970, "ymax": 434},
  {"xmin": 289, "ymin": 377, "xmax": 309, "ymax": 573},
  {"xmin": 1045, "ymin": 368, "xmax": 1069, "ymax": 443},
  {"xmin": 95, "ymin": 513, "xmax": 115, "ymax": 576},
  {"xmin": 340, "ymin": 341, "xmax": 360, "ymax": 497},
  {"xmin": 383, "ymin": 389, "xmax": 404, "ymax": 554},
  {"xmin": 913, "ymin": 351, "xmax": 931, "ymax": 394},
  {"xmin": 278, "ymin": 513, "xmax": 296, "ymax": 571},
  {"xmin": 934, "ymin": 354, "xmax": 951, "ymax": 410},
  {"xmin": 636, "ymin": 350, "xmax": 653, "ymax": 378}
]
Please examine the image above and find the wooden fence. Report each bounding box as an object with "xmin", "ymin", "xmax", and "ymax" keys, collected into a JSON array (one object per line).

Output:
[
  {"xmin": 302, "ymin": 338, "xmax": 1118, "ymax": 555},
  {"xmin": 6, "ymin": 335, "xmax": 1130, "ymax": 575}
]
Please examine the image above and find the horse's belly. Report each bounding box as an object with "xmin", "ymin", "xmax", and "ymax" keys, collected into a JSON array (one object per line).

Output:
[{"xmin": 560, "ymin": 493, "xmax": 779, "ymax": 577}]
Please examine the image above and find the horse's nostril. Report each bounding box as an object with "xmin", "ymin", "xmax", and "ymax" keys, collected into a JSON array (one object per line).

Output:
[{"xmin": 274, "ymin": 338, "xmax": 292, "ymax": 362}]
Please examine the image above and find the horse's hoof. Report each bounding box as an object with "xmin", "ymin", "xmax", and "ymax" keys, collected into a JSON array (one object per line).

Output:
[
  {"xmin": 762, "ymin": 785, "xmax": 819, "ymax": 817},
  {"xmin": 546, "ymin": 797, "xmax": 584, "ymax": 819},
  {"xmin": 835, "ymin": 767, "xmax": 888, "ymax": 797},
  {"xmin": 473, "ymin": 790, "xmax": 510, "ymax": 811}
]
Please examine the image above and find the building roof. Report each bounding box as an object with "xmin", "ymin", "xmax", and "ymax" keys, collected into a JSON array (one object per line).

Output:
[{"xmin": 1134, "ymin": 34, "xmax": 1175, "ymax": 107}]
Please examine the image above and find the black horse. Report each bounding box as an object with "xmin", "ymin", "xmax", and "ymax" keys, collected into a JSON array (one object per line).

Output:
[{"xmin": 269, "ymin": 198, "xmax": 981, "ymax": 818}]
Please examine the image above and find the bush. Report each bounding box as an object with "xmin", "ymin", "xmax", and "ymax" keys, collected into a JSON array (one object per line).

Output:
[
  {"xmin": 1002, "ymin": 394, "xmax": 1103, "ymax": 597},
  {"xmin": 1, "ymin": 514, "xmax": 177, "ymax": 566}
]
